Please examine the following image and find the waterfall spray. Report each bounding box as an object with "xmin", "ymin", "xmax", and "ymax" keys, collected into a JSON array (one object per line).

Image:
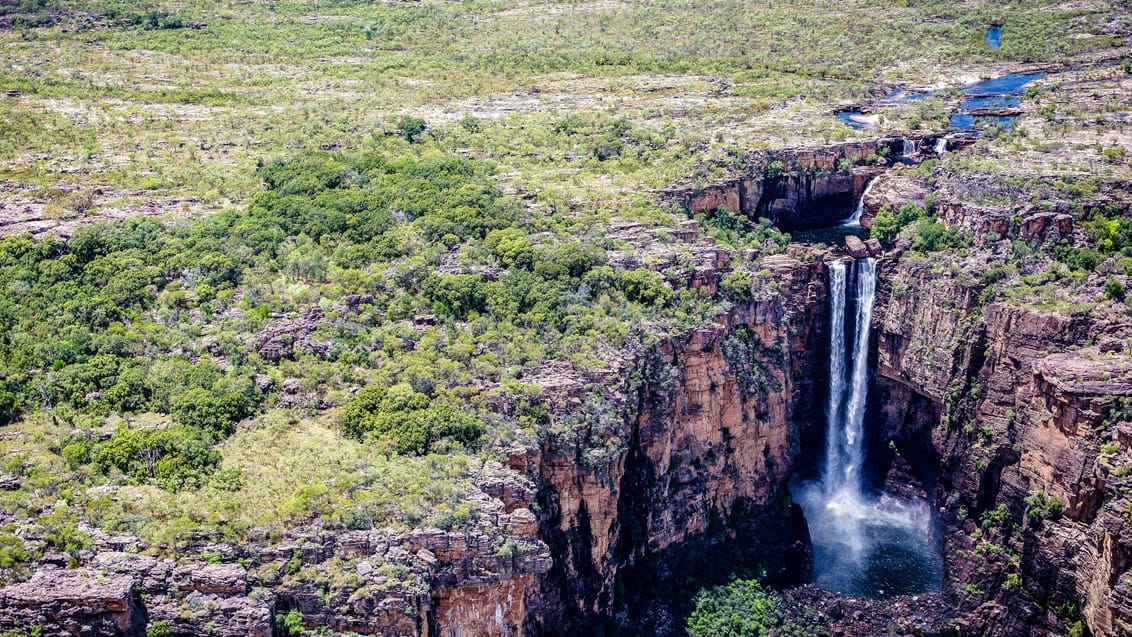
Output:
[{"xmin": 795, "ymin": 258, "xmax": 942, "ymax": 597}]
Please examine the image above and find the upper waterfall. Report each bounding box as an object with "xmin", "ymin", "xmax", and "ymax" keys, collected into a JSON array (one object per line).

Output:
[{"xmin": 844, "ymin": 177, "xmax": 878, "ymax": 226}]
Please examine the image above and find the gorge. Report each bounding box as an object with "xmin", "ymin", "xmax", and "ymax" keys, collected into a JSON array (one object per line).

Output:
[{"xmin": 0, "ymin": 4, "xmax": 1130, "ymax": 637}]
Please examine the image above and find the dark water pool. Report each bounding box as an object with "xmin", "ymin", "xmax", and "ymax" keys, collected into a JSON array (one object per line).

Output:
[
  {"xmin": 948, "ymin": 113, "xmax": 1015, "ymax": 131},
  {"xmin": 882, "ymin": 88, "xmax": 932, "ymax": 105},
  {"xmin": 790, "ymin": 223, "xmax": 864, "ymax": 246},
  {"xmin": 837, "ymin": 110, "xmax": 873, "ymax": 130},
  {"xmin": 838, "ymin": 71, "xmax": 1043, "ymax": 133},
  {"xmin": 963, "ymin": 72, "xmax": 1043, "ymax": 96},
  {"xmin": 948, "ymin": 71, "xmax": 1044, "ymax": 130},
  {"xmin": 812, "ymin": 515, "xmax": 943, "ymax": 598}
]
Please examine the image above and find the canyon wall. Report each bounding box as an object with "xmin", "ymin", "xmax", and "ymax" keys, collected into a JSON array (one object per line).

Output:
[
  {"xmin": 525, "ymin": 252, "xmax": 829, "ymax": 635},
  {"xmin": 667, "ymin": 138, "xmax": 904, "ymax": 230},
  {"xmin": 872, "ymin": 239, "xmax": 1132, "ymax": 637}
]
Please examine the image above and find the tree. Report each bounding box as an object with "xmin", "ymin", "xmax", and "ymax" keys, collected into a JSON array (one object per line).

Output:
[
  {"xmin": 170, "ymin": 388, "xmax": 251, "ymax": 438},
  {"xmin": 397, "ymin": 116, "xmax": 427, "ymax": 143},
  {"xmin": 686, "ymin": 579, "xmax": 786, "ymax": 637}
]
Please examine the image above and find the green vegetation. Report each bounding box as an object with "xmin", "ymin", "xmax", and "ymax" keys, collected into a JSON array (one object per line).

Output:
[
  {"xmin": 0, "ymin": 135, "xmax": 736, "ymax": 548},
  {"xmin": 686, "ymin": 578, "xmax": 794, "ymax": 637},
  {"xmin": 1024, "ymin": 491, "xmax": 1064, "ymax": 523},
  {"xmin": 341, "ymin": 384, "xmax": 483, "ymax": 455},
  {"xmin": 871, "ymin": 202, "xmax": 926, "ymax": 245}
]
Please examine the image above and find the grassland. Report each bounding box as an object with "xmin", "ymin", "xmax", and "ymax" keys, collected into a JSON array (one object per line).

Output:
[{"xmin": 1, "ymin": 0, "xmax": 1125, "ymax": 236}]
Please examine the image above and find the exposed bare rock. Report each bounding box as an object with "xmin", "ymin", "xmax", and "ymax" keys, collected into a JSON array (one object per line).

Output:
[
  {"xmin": 864, "ymin": 237, "xmax": 883, "ymax": 256},
  {"xmin": 873, "ymin": 246, "xmax": 1132, "ymax": 636},
  {"xmin": 255, "ymin": 305, "xmax": 330, "ymax": 361},
  {"xmin": 856, "ymin": 171, "xmax": 932, "ymax": 230},
  {"xmin": 1018, "ymin": 212, "xmax": 1074, "ymax": 244},
  {"xmin": 0, "ymin": 569, "xmax": 146, "ymax": 636},
  {"xmin": 845, "ymin": 235, "xmax": 868, "ymax": 258},
  {"xmin": 171, "ymin": 563, "xmax": 248, "ymax": 596},
  {"xmin": 148, "ymin": 592, "xmax": 273, "ymax": 637}
]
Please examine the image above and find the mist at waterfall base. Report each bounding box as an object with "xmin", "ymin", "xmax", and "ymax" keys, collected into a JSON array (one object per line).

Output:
[{"xmin": 794, "ymin": 259, "xmax": 942, "ymax": 598}]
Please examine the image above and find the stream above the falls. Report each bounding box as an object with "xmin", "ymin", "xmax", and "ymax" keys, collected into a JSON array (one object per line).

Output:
[{"xmin": 836, "ymin": 70, "xmax": 1043, "ymax": 133}]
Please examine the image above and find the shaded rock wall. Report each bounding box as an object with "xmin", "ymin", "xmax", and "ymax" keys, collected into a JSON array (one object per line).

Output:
[
  {"xmin": 529, "ymin": 253, "xmax": 829, "ymax": 635},
  {"xmin": 872, "ymin": 250, "xmax": 1132, "ymax": 637},
  {"xmin": 669, "ymin": 138, "xmax": 903, "ymax": 230}
]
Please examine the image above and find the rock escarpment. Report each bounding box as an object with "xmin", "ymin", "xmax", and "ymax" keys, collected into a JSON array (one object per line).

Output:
[
  {"xmin": 667, "ymin": 138, "xmax": 904, "ymax": 229},
  {"xmin": 0, "ymin": 460, "xmax": 551, "ymax": 637},
  {"xmin": 528, "ymin": 251, "xmax": 828, "ymax": 635},
  {"xmin": 871, "ymin": 240, "xmax": 1132, "ymax": 636}
]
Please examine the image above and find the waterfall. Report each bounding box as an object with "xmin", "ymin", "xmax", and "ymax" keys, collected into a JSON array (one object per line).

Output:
[
  {"xmin": 844, "ymin": 176, "xmax": 878, "ymax": 225},
  {"xmin": 795, "ymin": 257, "xmax": 941, "ymax": 597},
  {"xmin": 901, "ymin": 138, "xmax": 917, "ymax": 158},
  {"xmin": 841, "ymin": 258, "xmax": 876, "ymax": 491},
  {"xmin": 934, "ymin": 137, "xmax": 947, "ymax": 154},
  {"xmin": 822, "ymin": 258, "xmax": 874, "ymax": 498},
  {"xmin": 822, "ymin": 261, "xmax": 848, "ymax": 487}
]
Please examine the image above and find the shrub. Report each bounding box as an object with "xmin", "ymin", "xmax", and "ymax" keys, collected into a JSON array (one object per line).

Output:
[
  {"xmin": 396, "ymin": 116, "xmax": 427, "ymax": 143},
  {"xmin": 170, "ymin": 388, "xmax": 251, "ymax": 438},
  {"xmin": 485, "ymin": 228, "xmax": 534, "ymax": 269},
  {"xmin": 93, "ymin": 426, "xmax": 220, "ymax": 491},
  {"xmin": 720, "ymin": 270, "xmax": 753, "ymax": 304},
  {"xmin": 0, "ymin": 534, "xmax": 30, "ymax": 570},
  {"xmin": 1024, "ymin": 491, "xmax": 1063, "ymax": 522},
  {"xmin": 686, "ymin": 578, "xmax": 786, "ymax": 637},
  {"xmin": 1105, "ymin": 276, "xmax": 1126, "ymax": 302},
  {"xmin": 617, "ymin": 268, "xmax": 672, "ymax": 306},
  {"xmin": 276, "ymin": 610, "xmax": 304, "ymax": 637},
  {"xmin": 910, "ymin": 219, "xmax": 964, "ymax": 253},
  {"xmin": 342, "ymin": 384, "xmax": 484, "ymax": 455},
  {"xmin": 871, "ymin": 202, "xmax": 926, "ymax": 245}
]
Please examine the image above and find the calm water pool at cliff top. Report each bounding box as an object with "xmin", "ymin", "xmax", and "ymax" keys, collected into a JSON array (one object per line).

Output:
[{"xmin": 986, "ymin": 25, "xmax": 1003, "ymax": 50}]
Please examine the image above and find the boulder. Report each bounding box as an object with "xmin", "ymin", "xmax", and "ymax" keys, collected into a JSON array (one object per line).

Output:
[
  {"xmin": 864, "ymin": 238, "xmax": 883, "ymax": 256},
  {"xmin": 845, "ymin": 235, "xmax": 869, "ymax": 258}
]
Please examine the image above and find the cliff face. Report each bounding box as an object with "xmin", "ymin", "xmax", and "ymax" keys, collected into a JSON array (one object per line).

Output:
[
  {"xmin": 872, "ymin": 247, "xmax": 1132, "ymax": 637},
  {"xmin": 669, "ymin": 139, "xmax": 902, "ymax": 230},
  {"xmin": 528, "ymin": 252, "xmax": 828, "ymax": 635},
  {"xmin": 0, "ymin": 460, "xmax": 553, "ymax": 637}
]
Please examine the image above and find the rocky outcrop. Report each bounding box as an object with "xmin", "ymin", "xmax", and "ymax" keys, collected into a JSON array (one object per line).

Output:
[
  {"xmin": 0, "ymin": 568, "xmax": 146, "ymax": 636},
  {"xmin": 667, "ymin": 138, "xmax": 904, "ymax": 230},
  {"xmin": 871, "ymin": 247, "xmax": 1132, "ymax": 637},
  {"xmin": 530, "ymin": 252, "xmax": 828, "ymax": 634},
  {"xmin": 0, "ymin": 458, "xmax": 551, "ymax": 637}
]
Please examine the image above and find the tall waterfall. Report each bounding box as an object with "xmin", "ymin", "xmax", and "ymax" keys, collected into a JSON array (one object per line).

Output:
[
  {"xmin": 901, "ymin": 138, "xmax": 917, "ymax": 158},
  {"xmin": 822, "ymin": 262, "xmax": 848, "ymax": 488},
  {"xmin": 934, "ymin": 137, "xmax": 948, "ymax": 154},
  {"xmin": 795, "ymin": 257, "xmax": 941, "ymax": 598},
  {"xmin": 844, "ymin": 177, "xmax": 878, "ymax": 225},
  {"xmin": 827, "ymin": 258, "xmax": 876, "ymax": 496}
]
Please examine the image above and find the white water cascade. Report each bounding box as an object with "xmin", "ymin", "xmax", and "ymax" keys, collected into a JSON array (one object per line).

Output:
[
  {"xmin": 844, "ymin": 177, "xmax": 878, "ymax": 226},
  {"xmin": 901, "ymin": 138, "xmax": 918, "ymax": 158},
  {"xmin": 934, "ymin": 137, "xmax": 948, "ymax": 154},
  {"xmin": 795, "ymin": 258, "xmax": 942, "ymax": 598}
]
